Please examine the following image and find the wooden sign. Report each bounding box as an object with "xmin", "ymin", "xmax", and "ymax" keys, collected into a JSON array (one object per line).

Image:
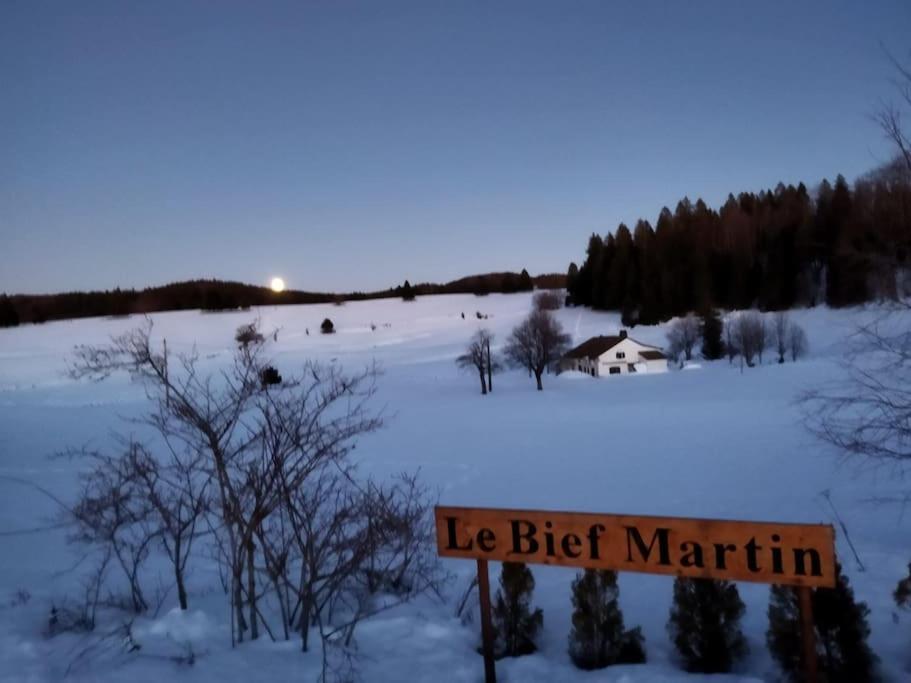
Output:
[{"xmin": 436, "ymin": 506, "xmax": 836, "ymax": 588}]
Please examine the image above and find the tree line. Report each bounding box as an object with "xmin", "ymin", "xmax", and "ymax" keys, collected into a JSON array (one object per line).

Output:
[
  {"xmin": 0, "ymin": 270, "xmax": 558, "ymax": 327},
  {"xmin": 566, "ymin": 171, "xmax": 911, "ymax": 325}
]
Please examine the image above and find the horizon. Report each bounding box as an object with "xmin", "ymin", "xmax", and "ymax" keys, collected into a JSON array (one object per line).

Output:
[{"xmin": 3, "ymin": 1, "xmax": 909, "ymax": 295}]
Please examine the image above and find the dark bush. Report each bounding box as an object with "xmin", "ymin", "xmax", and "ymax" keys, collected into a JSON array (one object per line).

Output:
[
  {"xmin": 490, "ymin": 562, "xmax": 542, "ymax": 658},
  {"xmin": 235, "ymin": 323, "xmax": 264, "ymax": 348},
  {"xmin": 532, "ymin": 290, "xmax": 561, "ymax": 311},
  {"xmin": 321, "ymin": 318, "xmax": 335, "ymax": 334},
  {"xmin": 768, "ymin": 565, "xmax": 878, "ymax": 681},
  {"xmin": 568, "ymin": 569, "xmax": 646, "ymax": 670},
  {"xmin": 667, "ymin": 577, "xmax": 747, "ymax": 673},
  {"xmin": 260, "ymin": 366, "xmax": 282, "ymax": 388}
]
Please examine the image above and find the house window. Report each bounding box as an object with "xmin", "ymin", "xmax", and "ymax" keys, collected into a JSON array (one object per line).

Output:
[
  {"xmin": 616, "ymin": 351, "xmax": 625, "ymax": 359},
  {"xmin": 609, "ymin": 366, "xmax": 621, "ymax": 375}
]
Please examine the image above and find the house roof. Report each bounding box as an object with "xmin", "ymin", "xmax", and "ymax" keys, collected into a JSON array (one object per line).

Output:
[
  {"xmin": 563, "ymin": 335, "xmax": 625, "ymax": 359},
  {"xmin": 563, "ymin": 334, "xmax": 665, "ymax": 360},
  {"xmin": 639, "ymin": 350, "xmax": 667, "ymax": 360}
]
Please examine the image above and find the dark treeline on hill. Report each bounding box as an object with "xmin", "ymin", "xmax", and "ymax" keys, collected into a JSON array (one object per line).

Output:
[
  {"xmin": 0, "ymin": 270, "xmax": 561, "ymax": 327},
  {"xmin": 566, "ymin": 171, "xmax": 911, "ymax": 325}
]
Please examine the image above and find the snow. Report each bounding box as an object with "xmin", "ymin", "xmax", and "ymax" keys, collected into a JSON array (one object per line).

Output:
[{"xmin": 0, "ymin": 292, "xmax": 909, "ymax": 681}]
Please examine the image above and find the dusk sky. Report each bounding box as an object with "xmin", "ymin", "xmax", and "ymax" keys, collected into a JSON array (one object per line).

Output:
[{"xmin": 2, "ymin": 1, "xmax": 909, "ymax": 295}]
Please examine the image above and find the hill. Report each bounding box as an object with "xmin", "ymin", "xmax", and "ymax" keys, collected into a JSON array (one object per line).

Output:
[{"xmin": 0, "ymin": 271, "xmax": 566, "ymax": 326}]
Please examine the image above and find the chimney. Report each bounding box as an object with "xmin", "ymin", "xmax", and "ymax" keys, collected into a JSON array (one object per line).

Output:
[{"xmin": 619, "ymin": 329, "xmax": 628, "ymax": 339}]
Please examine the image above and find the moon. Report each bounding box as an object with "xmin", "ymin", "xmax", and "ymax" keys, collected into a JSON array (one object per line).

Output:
[{"xmin": 270, "ymin": 277, "xmax": 286, "ymax": 293}]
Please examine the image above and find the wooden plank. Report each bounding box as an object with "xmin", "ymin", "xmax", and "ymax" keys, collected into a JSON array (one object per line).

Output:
[{"xmin": 435, "ymin": 506, "xmax": 836, "ymax": 588}]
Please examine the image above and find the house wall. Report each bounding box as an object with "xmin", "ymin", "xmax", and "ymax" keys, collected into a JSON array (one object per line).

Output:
[
  {"xmin": 562, "ymin": 338, "xmax": 668, "ymax": 377},
  {"xmin": 595, "ymin": 338, "xmax": 657, "ymax": 376},
  {"xmin": 642, "ymin": 358, "xmax": 669, "ymax": 373}
]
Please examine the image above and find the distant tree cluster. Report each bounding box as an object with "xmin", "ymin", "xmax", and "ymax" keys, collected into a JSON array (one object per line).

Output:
[
  {"xmin": 662, "ymin": 310, "xmax": 808, "ymax": 367},
  {"xmin": 1, "ymin": 271, "xmax": 558, "ymax": 327},
  {"xmin": 566, "ymin": 176, "xmax": 911, "ymax": 324}
]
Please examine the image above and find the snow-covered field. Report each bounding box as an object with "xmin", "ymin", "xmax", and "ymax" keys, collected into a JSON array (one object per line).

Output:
[{"xmin": 0, "ymin": 292, "xmax": 908, "ymax": 682}]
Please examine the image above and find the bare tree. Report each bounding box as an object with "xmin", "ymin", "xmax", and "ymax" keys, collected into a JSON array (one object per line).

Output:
[
  {"xmin": 456, "ymin": 329, "xmax": 497, "ymax": 395},
  {"xmin": 787, "ymin": 323, "xmax": 808, "ymax": 362},
  {"xmin": 803, "ymin": 307, "xmax": 910, "ymax": 467},
  {"xmin": 723, "ymin": 315, "xmax": 739, "ymax": 365},
  {"xmin": 504, "ymin": 310, "xmax": 571, "ymax": 390},
  {"xmin": 666, "ymin": 314, "xmax": 700, "ymax": 362},
  {"xmin": 874, "ymin": 46, "xmax": 911, "ymax": 175},
  {"xmin": 773, "ymin": 312, "xmax": 790, "ymax": 364},
  {"xmin": 756, "ymin": 314, "xmax": 770, "ymax": 365},
  {"xmin": 532, "ymin": 290, "xmax": 561, "ymax": 311},
  {"xmin": 733, "ymin": 311, "xmax": 764, "ymax": 368}
]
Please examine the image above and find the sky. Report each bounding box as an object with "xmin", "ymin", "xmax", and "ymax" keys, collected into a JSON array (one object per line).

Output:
[{"xmin": 1, "ymin": 1, "xmax": 909, "ymax": 295}]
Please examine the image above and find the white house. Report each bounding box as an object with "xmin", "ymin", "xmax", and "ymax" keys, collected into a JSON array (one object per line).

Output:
[{"xmin": 560, "ymin": 330, "xmax": 668, "ymax": 377}]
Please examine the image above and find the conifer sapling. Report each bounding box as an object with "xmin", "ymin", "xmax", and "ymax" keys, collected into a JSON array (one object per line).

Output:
[
  {"xmin": 767, "ymin": 564, "xmax": 878, "ymax": 681},
  {"xmin": 568, "ymin": 569, "xmax": 646, "ymax": 669},
  {"xmin": 490, "ymin": 562, "xmax": 543, "ymax": 658},
  {"xmin": 667, "ymin": 577, "xmax": 747, "ymax": 673}
]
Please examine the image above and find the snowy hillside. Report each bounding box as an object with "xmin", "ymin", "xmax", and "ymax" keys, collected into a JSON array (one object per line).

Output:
[{"xmin": 0, "ymin": 292, "xmax": 908, "ymax": 681}]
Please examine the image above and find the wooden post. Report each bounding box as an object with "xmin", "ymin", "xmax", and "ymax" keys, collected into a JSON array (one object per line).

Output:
[
  {"xmin": 797, "ymin": 585, "xmax": 817, "ymax": 683},
  {"xmin": 476, "ymin": 559, "xmax": 497, "ymax": 683}
]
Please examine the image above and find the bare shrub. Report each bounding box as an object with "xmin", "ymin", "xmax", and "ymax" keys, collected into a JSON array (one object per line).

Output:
[
  {"xmin": 666, "ymin": 314, "xmax": 700, "ymax": 362},
  {"xmin": 66, "ymin": 319, "xmax": 444, "ymax": 675},
  {"xmin": 532, "ymin": 290, "xmax": 561, "ymax": 311}
]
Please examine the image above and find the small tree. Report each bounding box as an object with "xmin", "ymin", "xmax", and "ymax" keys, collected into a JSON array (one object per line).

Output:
[
  {"xmin": 768, "ymin": 565, "xmax": 878, "ymax": 681},
  {"xmin": 260, "ymin": 365, "xmax": 282, "ymax": 387},
  {"xmin": 773, "ymin": 312, "xmax": 790, "ymax": 364},
  {"xmin": 667, "ymin": 314, "xmax": 700, "ymax": 362},
  {"xmin": 897, "ymin": 563, "xmax": 911, "ymax": 608},
  {"xmin": 456, "ymin": 329, "xmax": 497, "ymax": 395},
  {"xmin": 667, "ymin": 577, "xmax": 747, "ymax": 673},
  {"xmin": 491, "ymin": 562, "xmax": 542, "ymax": 658},
  {"xmin": 788, "ymin": 323, "xmax": 808, "ymax": 361},
  {"xmin": 518, "ymin": 269, "xmax": 533, "ymax": 291},
  {"xmin": 700, "ymin": 309, "xmax": 725, "ymax": 360},
  {"xmin": 504, "ymin": 310, "xmax": 570, "ymax": 391},
  {"xmin": 724, "ymin": 315, "xmax": 739, "ymax": 365},
  {"xmin": 236, "ymin": 322, "xmax": 265, "ymax": 348},
  {"xmin": 321, "ymin": 318, "xmax": 335, "ymax": 334},
  {"xmin": 568, "ymin": 569, "xmax": 646, "ymax": 670},
  {"xmin": 757, "ymin": 314, "xmax": 770, "ymax": 364},
  {"xmin": 734, "ymin": 311, "xmax": 764, "ymax": 368},
  {"xmin": 401, "ymin": 280, "xmax": 415, "ymax": 301},
  {"xmin": 533, "ymin": 290, "xmax": 561, "ymax": 311}
]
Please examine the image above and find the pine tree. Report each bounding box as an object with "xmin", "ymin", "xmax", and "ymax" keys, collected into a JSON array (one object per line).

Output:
[
  {"xmin": 490, "ymin": 562, "xmax": 543, "ymax": 658},
  {"xmin": 401, "ymin": 280, "xmax": 415, "ymax": 301},
  {"xmin": 667, "ymin": 577, "xmax": 747, "ymax": 673},
  {"xmin": 568, "ymin": 569, "xmax": 646, "ymax": 670},
  {"xmin": 896, "ymin": 562, "xmax": 911, "ymax": 609},
  {"xmin": 700, "ymin": 308, "xmax": 724, "ymax": 360},
  {"xmin": 0, "ymin": 295, "xmax": 19, "ymax": 328},
  {"xmin": 518, "ymin": 269, "xmax": 533, "ymax": 291},
  {"xmin": 767, "ymin": 565, "xmax": 878, "ymax": 681}
]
